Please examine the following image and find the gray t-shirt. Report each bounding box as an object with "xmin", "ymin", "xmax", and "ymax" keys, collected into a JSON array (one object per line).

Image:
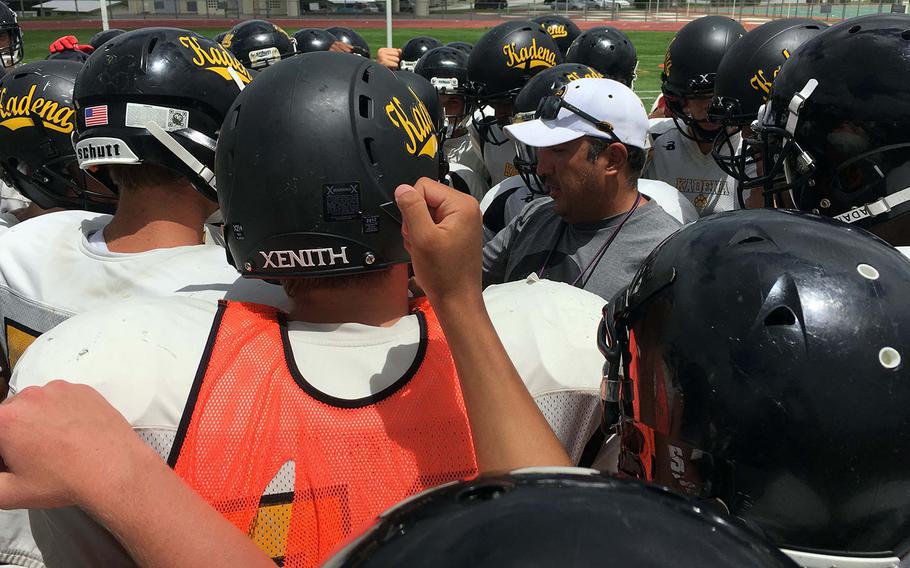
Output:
[{"xmin": 482, "ymin": 197, "xmax": 681, "ymax": 300}]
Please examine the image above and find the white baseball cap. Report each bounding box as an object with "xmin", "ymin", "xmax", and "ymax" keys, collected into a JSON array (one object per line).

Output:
[{"xmin": 504, "ymin": 77, "xmax": 650, "ymax": 150}]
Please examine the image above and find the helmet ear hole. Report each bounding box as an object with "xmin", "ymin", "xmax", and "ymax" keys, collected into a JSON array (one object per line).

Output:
[
  {"xmin": 363, "ymin": 137, "xmax": 378, "ymax": 166},
  {"xmin": 764, "ymin": 306, "xmax": 796, "ymax": 327},
  {"xmin": 359, "ymin": 95, "xmax": 372, "ymax": 119}
]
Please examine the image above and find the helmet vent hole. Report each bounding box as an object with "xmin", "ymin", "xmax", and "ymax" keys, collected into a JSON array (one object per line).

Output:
[
  {"xmin": 879, "ymin": 347, "xmax": 901, "ymax": 369},
  {"xmin": 849, "ymin": 25, "xmax": 861, "ymax": 33},
  {"xmin": 362, "ymin": 68, "xmax": 371, "ymax": 83},
  {"xmin": 230, "ymin": 104, "xmax": 241, "ymax": 129},
  {"xmin": 359, "ymin": 95, "xmax": 373, "ymax": 119},
  {"xmin": 609, "ymin": 45, "xmax": 615, "ymax": 51},
  {"xmin": 764, "ymin": 306, "xmax": 796, "ymax": 327},
  {"xmin": 902, "ymin": 30, "xmax": 910, "ymax": 40},
  {"xmin": 806, "ymin": 25, "xmax": 820, "ymax": 30},
  {"xmin": 857, "ymin": 263, "xmax": 880, "ymax": 280},
  {"xmin": 363, "ymin": 137, "xmax": 378, "ymax": 166},
  {"xmin": 457, "ymin": 483, "xmax": 507, "ymax": 503},
  {"xmin": 737, "ymin": 236, "xmax": 765, "ymax": 245},
  {"xmin": 147, "ymin": 36, "xmax": 158, "ymax": 54}
]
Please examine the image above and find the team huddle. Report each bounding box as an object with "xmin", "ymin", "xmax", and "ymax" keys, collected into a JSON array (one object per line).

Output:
[{"xmin": 0, "ymin": 5, "xmax": 906, "ymax": 567}]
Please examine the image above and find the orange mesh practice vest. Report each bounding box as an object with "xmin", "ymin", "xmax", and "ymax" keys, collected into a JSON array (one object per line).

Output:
[{"xmin": 168, "ymin": 299, "xmax": 478, "ymax": 567}]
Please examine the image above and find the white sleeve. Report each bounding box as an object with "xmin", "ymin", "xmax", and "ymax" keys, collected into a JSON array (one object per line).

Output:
[{"xmin": 484, "ymin": 277, "xmax": 606, "ymax": 464}]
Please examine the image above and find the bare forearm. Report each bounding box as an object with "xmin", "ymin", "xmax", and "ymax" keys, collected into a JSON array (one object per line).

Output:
[
  {"xmin": 85, "ymin": 446, "xmax": 272, "ymax": 568},
  {"xmin": 433, "ymin": 292, "xmax": 571, "ymax": 472}
]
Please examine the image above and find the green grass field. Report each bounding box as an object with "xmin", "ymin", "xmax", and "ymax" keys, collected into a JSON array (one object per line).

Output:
[{"xmin": 20, "ymin": 27, "xmax": 673, "ymax": 106}]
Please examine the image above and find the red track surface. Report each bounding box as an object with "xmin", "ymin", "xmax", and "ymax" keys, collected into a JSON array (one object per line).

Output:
[{"xmin": 20, "ymin": 17, "xmax": 754, "ymax": 31}]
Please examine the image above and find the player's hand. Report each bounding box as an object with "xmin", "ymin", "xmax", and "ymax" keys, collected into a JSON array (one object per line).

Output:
[
  {"xmin": 49, "ymin": 35, "xmax": 94, "ymax": 54},
  {"xmin": 377, "ymin": 47, "xmax": 402, "ymax": 69},
  {"xmin": 395, "ymin": 177, "xmax": 482, "ymax": 305},
  {"xmin": 0, "ymin": 381, "xmax": 155, "ymax": 510},
  {"xmin": 329, "ymin": 41, "xmax": 353, "ymax": 53}
]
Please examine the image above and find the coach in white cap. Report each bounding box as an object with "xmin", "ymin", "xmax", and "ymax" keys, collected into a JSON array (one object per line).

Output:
[{"xmin": 482, "ymin": 78, "xmax": 681, "ymax": 300}]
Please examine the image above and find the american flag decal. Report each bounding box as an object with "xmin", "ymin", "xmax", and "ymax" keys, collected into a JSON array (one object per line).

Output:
[{"xmin": 84, "ymin": 105, "xmax": 108, "ymax": 127}]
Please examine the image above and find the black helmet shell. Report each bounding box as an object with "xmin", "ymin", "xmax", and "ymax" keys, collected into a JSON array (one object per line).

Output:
[
  {"xmin": 608, "ymin": 208, "xmax": 910, "ymax": 557},
  {"xmin": 710, "ymin": 18, "xmax": 826, "ymax": 125},
  {"xmin": 73, "ymin": 27, "xmax": 252, "ymax": 201},
  {"xmin": 88, "ymin": 28, "xmax": 126, "ymax": 50},
  {"xmin": 222, "ymin": 19, "xmax": 296, "ymax": 70},
  {"xmin": 566, "ymin": 26, "xmax": 638, "ymax": 87},
  {"xmin": 661, "ymin": 15, "xmax": 745, "ymax": 97},
  {"xmin": 216, "ymin": 52, "xmax": 439, "ymax": 279},
  {"xmin": 532, "ymin": 14, "xmax": 582, "ymax": 56},
  {"xmin": 325, "ymin": 471, "xmax": 798, "ymax": 567},
  {"xmin": 293, "ymin": 28, "xmax": 337, "ymax": 54},
  {"xmin": 399, "ymin": 35, "xmax": 441, "ymax": 71},
  {"xmin": 413, "ymin": 46, "xmax": 469, "ymax": 96},
  {"xmin": 325, "ymin": 26, "xmax": 370, "ymax": 58},
  {"xmin": 468, "ymin": 20, "xmax": 564, "ymax": 104},
  {"xmin": 0, "ymin": 60, "xmax": 115, "ymax": 212}
]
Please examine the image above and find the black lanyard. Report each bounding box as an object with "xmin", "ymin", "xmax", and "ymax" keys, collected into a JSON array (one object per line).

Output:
[{"xmin": 538, "ymin": 192, "xmax": 643, "ymax": 289}]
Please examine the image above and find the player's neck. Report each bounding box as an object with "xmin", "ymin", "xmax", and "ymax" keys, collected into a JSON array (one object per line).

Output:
[
  {"xmin": 285, "ymin": 265, "xmax": 411, "ymax": 327},
  {"xmin": 103, "ymin": 184, "xmax": 213, "ymax": 253}
]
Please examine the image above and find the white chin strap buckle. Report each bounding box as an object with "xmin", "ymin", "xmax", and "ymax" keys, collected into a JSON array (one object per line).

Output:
[
  {"xmin": 785, "ymin": 78, "xmax": 819, "ymax": 136},
  {"xmin": 834, "ymin": 185, "xmax": 910, "ymax": 224}
]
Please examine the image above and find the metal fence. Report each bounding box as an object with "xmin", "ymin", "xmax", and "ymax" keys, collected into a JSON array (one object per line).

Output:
[{"xmin": 102, "ymin": 0, "xmax": 905, "ymax": 23}]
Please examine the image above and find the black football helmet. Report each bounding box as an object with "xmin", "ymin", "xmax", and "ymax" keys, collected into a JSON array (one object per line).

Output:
[
  {"xmin": 468, "ymin": 20, "xmax": 563, "ymax": 145},
  {"xmin": 325, "ymin": 26, "xmax": 370, "ymax": 58},
  {"xmin": 752, "ymin": 15, "xmax": 910, "ymax": 245},
  {"xmin": 413, "ymin": 46, "xmax": 472, "ymax": 139},
  {"xmin": 0, "ymin": 2, "xmax": 22, "ymax": 69},
  {"xmin": 216, "ymin": 52, "xmax": 439, "ymax": 279},
  {"xmin": 73, "ymin": 28, "xmax": 252, "ymax": 201},
  {"xmin": 88, "ymin": 28, "xmax": 125, "ymax": 50},
  {"xmin": 221, "ymin": 20, "xmax": 296, "ymax": 70},
  {"xmin": 601, "ymin": 208, "xmax": 910, "ymax": 565},
  {"xmin": 532, "ymin": 15, "xmax": 581, "ymax": 56},
  {"xmin": 325, "ymin": 470, "xmax": 797, "ymax": 567},
  {"xmin": 565, "ymin": 26, "xmax": 637, "ymax": 87},
  {"xmin": 446, "ymin": 40, "xmax": 472, "ymax": 55},
  {"xmin": 510, "ymin": 63, "xmax": 601, "ymax": 195},
  {"xmin": 293, "ymin": 28, "xmax": 337, "ymax": 54},
  {"xmin": 708, "ymin": 18, "xmax": 826, "ymax": 201},
  {"xmin": 399, "ymin": 35, "xmax": 441, "ymax": 71},
  {"xmin": 46, "ymin": 49, "xmax": 89, "ymax": 63},
  {"xmin": 661, "ymin": 16, "xmax": 745, "ymax": 142},
  {"xmin": 0, "ymin": 61, "xmax": 115, "ymax": 212}
]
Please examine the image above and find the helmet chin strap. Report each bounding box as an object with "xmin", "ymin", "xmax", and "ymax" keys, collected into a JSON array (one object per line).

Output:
[
  {"xmin": 145, "ymin": 121, "xmax": 216, "ymax": 192},
  {"xmin": 834, "ymin": 184, "xmax": 910, "ymax": 225},
  {"xmin": 226, "ymin": 66, "xmax": 247, "ymax": 92}
]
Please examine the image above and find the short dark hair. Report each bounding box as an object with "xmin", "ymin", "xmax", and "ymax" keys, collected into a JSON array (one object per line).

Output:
[
  {"xmin": 586, "ymin": 137, "xmax": 647, "ymax": 183},
  {"xmin": 106, "ymin": 163, "xmax": 186, "ymax": 192}
]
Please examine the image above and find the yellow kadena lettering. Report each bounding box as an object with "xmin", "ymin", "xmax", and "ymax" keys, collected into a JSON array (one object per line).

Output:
[
  {"xmin": 502, "ymin": 39, "xmax": 557, "ymax": 70},
  {"xmin": 547, "ymin": 24, "xmax": 568, "ymax": 39},
  {"xmin": 385, "ymin": 90, "xmax": 438, "ymax": 159},
  {"xmin": 0, "ymin": 84, "xmax": 75, "ymax": 133},
  {"xmin": 178, "ymin": 36, "xmax": 252, "ymax": 84}
]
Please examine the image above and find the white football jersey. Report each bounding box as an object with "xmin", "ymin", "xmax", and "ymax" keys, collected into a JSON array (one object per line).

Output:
[
  {"xmin": 446, "ymin": 161, "xmax": 487, "ymax": 202},
  {"xmin": 644, "ymin": 125, "xmax": 739, "ymax": 216},
  {"xmin": 0, "ymin": 210, "xmax": 288, "ymax": 376},
  {"xmin": 444, "ymin": 131, "xmax": 486, "ymax": 185},
  {"xmin": 468, "ymin": 108, "xmax": 518, "ymax": 187},
  {"xmin": 10, "ymin": 277, "xmax": 604, "ymax": 566},
  {"xmin": 0, "ymin": 211, "xmax": 16, "ymax": 235},
  {"xmin": 0, "ymin": 181, "xmax": 28, "ymax": 216}
]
